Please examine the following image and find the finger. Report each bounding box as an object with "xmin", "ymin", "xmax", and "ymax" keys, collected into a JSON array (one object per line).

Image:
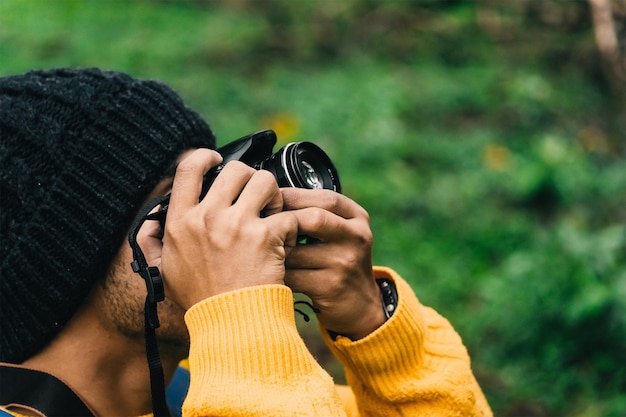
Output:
[
  {"xmin": 284, "ymin": 212, "xmax": 301, "ymax": 249},
  {"xmin": 237, "ymin": 170, "xmax": 283, "ymax": 216},
  {"xmin": 281, "ymin": 188, "xmax": 367, "ymax": 220},
  {"xmin": 204, "ymin": 161, "xmax": 256, "ymax": 207},
  {"xmin": 285, "ymin": 243, "xmax": 335, "ymax": 270},
  {"xmin": 168, "ymin": 149, "xmax": 223, "ymax": 214},
  {"xmin": 136, "ymin": 206, "xmax": 164, "ymax": 267},
  {"xmin": 260, "ymin": 211, "xmax": 300, "ymax": 248},
  {"xmin": 289, "ymin": 207, "xmax": 353, "ymax": 242}
]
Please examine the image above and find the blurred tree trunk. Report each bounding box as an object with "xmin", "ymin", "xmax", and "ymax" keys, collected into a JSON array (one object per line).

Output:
[{"xmin": 588, "ymin": 0, "xmax": 625, "ymax": 142}]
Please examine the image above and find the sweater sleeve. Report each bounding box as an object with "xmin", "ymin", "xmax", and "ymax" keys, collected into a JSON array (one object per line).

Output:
[
  {"xmin": 182, "ymin": 284, "xmax": 347, "ymax": 417},
  {"xmin": 323, "ymin": 266, "xmax": 492, "ymax": 417}
]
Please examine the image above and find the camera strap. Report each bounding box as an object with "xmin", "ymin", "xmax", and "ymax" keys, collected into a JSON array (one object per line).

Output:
[
  {"xmin": 128, "ymin": 194, "xmax": 172, "ymax": 417},
  {"xmin": 0, "ymin": 363, "xmax": 95, "ymax": 416}
]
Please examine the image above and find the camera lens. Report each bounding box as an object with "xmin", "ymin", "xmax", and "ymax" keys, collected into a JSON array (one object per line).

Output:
[
  {"xmin": 300, "ymin": 161, "xmax": 322, "ymax": 189},
  {"xmin": 261, "ymin": 142, "xmax": 341, "ymax": 193}
]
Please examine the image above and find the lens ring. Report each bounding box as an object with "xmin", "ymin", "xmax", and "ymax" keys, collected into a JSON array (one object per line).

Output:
[
  {"xmin": 260, "ymin": 141, "xmax": 341, "ymax": 192},
  {"xmin": 284, "ymin": 142, "xmax": 341, "ymax": 192},
  {"xmin": 281, "ymin": 143, "xmax": 298, "ymax": 188}
]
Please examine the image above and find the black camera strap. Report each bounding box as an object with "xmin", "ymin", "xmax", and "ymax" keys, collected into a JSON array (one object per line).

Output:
[
  {"xmin": 0, "ymin": 363, "xmax": 95, "ymax": 416},
  {"xmin": 128, "ymin": 194, "xmax": 172, "ymax": 417}
]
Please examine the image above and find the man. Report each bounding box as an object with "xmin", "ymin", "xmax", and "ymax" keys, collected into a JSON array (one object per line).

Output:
[{"xmin": 0, "ymin": 68, "xmax": 491, "ymax": 416}]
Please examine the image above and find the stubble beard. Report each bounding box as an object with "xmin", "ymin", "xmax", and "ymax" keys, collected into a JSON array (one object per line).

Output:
[{"xmin": 99, "ymin": 253, "xmax": 191, "ymax": 354}]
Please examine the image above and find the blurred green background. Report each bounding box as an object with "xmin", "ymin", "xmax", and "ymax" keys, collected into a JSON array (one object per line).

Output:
[{"xmin": 2, "ymin": 0, "xmax": 625, "ymax": 415}]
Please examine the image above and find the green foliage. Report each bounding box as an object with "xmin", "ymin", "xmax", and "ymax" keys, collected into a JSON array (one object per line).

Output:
[{"xmin": 2, "ymin": 1, "xmax": 624, "ymax": 415}]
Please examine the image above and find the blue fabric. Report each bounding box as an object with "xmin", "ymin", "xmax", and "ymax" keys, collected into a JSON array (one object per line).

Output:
[
  {"xmin": 166, "ymin": 365, "xmax": 190, "ymax": 417},
  {"xmin": 0, "ymin": 409, "xmax": 13, "ymax": 417}
]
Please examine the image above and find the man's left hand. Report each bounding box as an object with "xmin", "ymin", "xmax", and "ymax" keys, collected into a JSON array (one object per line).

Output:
[{"xmin": 281, "ymin": 188, "xmax": 386, "ymax": 340}]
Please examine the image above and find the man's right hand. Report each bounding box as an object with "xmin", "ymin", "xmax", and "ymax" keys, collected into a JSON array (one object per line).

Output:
[{"xmin": 143, "ymin": 148, "xmax": 299, "ymax": 310}]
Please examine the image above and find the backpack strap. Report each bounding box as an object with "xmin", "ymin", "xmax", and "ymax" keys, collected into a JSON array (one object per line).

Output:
[{"xmin": 0, "ymin": 364, "xmax": 94, "ymax": 417}]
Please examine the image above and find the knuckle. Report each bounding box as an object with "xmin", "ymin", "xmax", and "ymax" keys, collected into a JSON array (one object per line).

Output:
[
  {"xmin": 307, "ymin": 208, "xmax": 328, "ymax": 229},
  {"xmin": 354, "ymin": 223, "xmax": 373, "ymax": 247},
  {"xmin": 320, "ymin": 190, "xmax": 341, "ymax": 211},
  {"xmin": 255, "ymin": 169, "xmax": 276, "ymax": 182},
  {"xmin": 176, "ymin": 156, "xmax": 203, "ymax": 175},
  {"xmin": 283, "ymin": 211, "xmax": 299, "ymax": 231},
  {"xmin": 254, "ymin": 170, "xmax": 280, "ymax": 190},
  {"xmin": 163, "ymin": 220, "xmax": 186, "ymax": 244},
  {"xmin": 338, "ymin": 250, "xmax": 360, "ymax": 271},
  {"xmin": 223, "ymin": 160, "xmax": 254, "ymax": 174},
  {"xmin": 324, "ymin": 277, "xmax": 348, "ymax": 296},
  {"xmin": 222, "ymin": 161, "xmax": 256, "ymax": 177},
  {"xmin": 176, "ymin": 149, "xmax": 219, "ymax": 174},
  {"xmin": 358, "ymin": 206, "xmax": 371, "ymax": 223},
  {"xmin": 281, "ymin": 191, "xmax": 295, "ymax": 209}
]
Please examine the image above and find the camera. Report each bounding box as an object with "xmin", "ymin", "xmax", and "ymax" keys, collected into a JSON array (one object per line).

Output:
[
  {"xmin": 156, "ymin": 130, "xmax": 340, "ymax": 222},
  {"xmin": 199, "ymin": 129, "xmax": 341, "ymax": 199}
]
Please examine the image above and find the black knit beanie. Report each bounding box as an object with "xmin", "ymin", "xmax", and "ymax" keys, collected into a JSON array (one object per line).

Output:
[{"xmin": 0, "ymin": 68, "xmax": 216, "ymax": 363}]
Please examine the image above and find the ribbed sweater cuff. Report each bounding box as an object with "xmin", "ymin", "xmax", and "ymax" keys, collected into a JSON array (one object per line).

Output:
[
  {"xmin": 185, "ymin": 284, "xmax": 320, "ymax": 379},
  {"xmin": 183, "ymin": 285, "xmax": 345, "ymax": 416},
  {"xmin": 321, "ymin": 266, "xmax": 427, "ymax": 392}
]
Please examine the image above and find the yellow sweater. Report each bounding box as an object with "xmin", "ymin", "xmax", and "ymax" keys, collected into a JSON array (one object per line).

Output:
[
  {"xmin": 182, "ymin": 266, "xmax": 491, "ymax": 416},
  {"xmin": 2, "ymin": 266, "xmax": 491, "ymax": 416}
]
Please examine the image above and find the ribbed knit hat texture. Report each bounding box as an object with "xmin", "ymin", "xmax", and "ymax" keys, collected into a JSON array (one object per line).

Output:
[{"xmin": 0, "ymin": 68, "xmax": 216, "ymax": 363}]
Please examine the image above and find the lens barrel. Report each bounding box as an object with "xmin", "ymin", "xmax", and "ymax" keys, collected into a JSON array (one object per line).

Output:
[{"xmin": 260, "ymin": 142, "xmax": 341, "ymax": 193}]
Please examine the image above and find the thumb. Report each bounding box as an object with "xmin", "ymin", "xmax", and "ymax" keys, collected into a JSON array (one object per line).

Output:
[{"xmin": 136, "ymin": 207, "xmax": 165, "ymax": 267}]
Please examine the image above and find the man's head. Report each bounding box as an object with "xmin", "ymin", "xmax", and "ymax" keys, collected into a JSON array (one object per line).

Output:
[{"xmin": 0, "ymin": 68, "xmax": 216, "ymax": 363}]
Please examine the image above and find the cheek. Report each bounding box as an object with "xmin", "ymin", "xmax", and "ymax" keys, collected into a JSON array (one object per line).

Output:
[
  {"xmin": 105, "ymin": 281, "xmax": 146, "ymax": 337},
  {"xmin": 97, "ymin": 250, "xmax": 148, "ymax": 337},
  {"xmin": 104, "ymin": 243, "xmax": 189, "ymax": 344}
]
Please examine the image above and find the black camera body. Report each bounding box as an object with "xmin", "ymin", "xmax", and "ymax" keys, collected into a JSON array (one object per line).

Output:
[
  {"xmin": 199, "ymin": 129, "xmax": 341, "ymax": 199},
  {"xmin": 156, "ymin": 129, "xmax": 341, "ymax": 221}
]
